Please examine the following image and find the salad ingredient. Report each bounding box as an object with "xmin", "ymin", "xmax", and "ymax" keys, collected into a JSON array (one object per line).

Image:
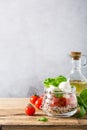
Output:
[
  {"xmin": 69, "ymin": 94, "xmax": 77, "ymax": 107},
  {"xmin": 35, "ymin": 97, "xmax": 43, "ymax": 109},
  {"xmin": 46, "ymin": 85, "xmax": 59, "ymax": 93},
  {"xmin": 44, "ymin": 75, "xmax": 67, "ymax": 88},
  {"xmin": 76, "ymin": 89, "xmax": 87, "ymax": 117},
  {"xmin": 25, "ymin": 104, "xmax": 35, "ymax": 116},
  {"xmin": 76, "ymin": 106, "xmax": 86, "ymax": 117},
  {"xmin": 30, "ymin": 95, "xmax": 39, "ymax": 105},
  {"xmin": 80, "ymin": 89, "xmax": 87, "ymax": 108},
  {"xmin": 50, "ymin": 96, "xmax": 59, "ymax": 106},
  {"xmin": 59, "ymin": 81, "xmax": 71, "ymax": 93},
  {"xmin": 63, "ymin": 94, "xmax": 70, "ymax": 99},
  {"xmin": 58, "ymin": 97, "xmax": 67, "ymax": 107},
  {"xmin": 37, "ymin": 117, "xmax": 48, "ymax": 122}
]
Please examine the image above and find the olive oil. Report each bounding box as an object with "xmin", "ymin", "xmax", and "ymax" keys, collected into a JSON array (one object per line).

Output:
[{"xmin": 70, "ymin": 80, "xmax": 87, "ymax": 95}]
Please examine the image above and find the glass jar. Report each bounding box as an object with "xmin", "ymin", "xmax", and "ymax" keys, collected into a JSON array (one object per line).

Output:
[
  {"xmin": 67, "ymin": 52, "xmax": 87, "ymax": 95},
  {"xmin": 41, "ymin": 88, "xmax": 77, "ymax": 117}
]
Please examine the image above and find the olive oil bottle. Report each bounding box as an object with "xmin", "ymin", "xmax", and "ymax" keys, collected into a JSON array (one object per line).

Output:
[{"xmin": 67, "ymin": 52, "xmax": 87, "ymax": 95}]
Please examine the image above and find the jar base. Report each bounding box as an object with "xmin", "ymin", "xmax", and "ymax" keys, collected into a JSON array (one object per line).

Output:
[{"xmin": 45, "ymin": 109, "xmax": 77, "ymax": 117}]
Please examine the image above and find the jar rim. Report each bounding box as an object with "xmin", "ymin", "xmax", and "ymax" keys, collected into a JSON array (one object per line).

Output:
[{"xmin": 44, "ymin": 90, "xmax": 75, "ymax": 94}]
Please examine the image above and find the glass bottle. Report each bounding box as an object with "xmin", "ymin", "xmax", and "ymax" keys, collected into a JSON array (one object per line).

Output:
[{"xmin": 67, "ymin": 52, "xmax": 87, "ymax": 95}]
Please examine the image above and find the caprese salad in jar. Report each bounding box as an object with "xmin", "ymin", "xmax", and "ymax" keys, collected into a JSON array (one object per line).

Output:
[{"xmin": 42, "ymin": 76, "xmax": 77, "ymax": 117}]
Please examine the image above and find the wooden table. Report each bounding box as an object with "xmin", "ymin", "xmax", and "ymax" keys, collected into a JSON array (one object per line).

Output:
[{"xmin": 0, "ymin": 98, "xmax": 87, "ymax": 130}]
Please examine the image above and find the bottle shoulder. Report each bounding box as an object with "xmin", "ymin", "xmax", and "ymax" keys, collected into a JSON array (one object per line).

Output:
[{"xmin": 67, "ymin": 70, "xmax": 87, "ymax": 81}]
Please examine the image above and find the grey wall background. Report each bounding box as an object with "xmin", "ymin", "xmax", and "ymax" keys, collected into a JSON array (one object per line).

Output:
[{"xmin": 0, "ymin": 0, "xmax": 87, "ymax": 97}]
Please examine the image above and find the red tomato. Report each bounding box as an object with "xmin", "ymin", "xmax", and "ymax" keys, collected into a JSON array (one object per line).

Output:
[
  {"xmin": 25, "ymin": 104, "xmax": 35, "ymax": 116},
  {"xmin": 35, "ymin": 97, "xmax": 43, "ymax": 109},
  {"xmin": 58, "ymin": 97, "xmax": 67, "ymax": 107},
  {"xmin": 50, "ymin": 97, "xmax": 59, "ymax": 107},
  {"xmin": 30, "ymin": 95, "xmax": 39, "ymax": 105}
]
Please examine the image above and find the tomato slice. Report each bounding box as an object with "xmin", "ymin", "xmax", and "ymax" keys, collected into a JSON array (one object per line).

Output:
[
  {"xmin": 50, "ymin": 97, "xmax": 59, "ymax": 107},
  {"xmin": 58, "ymin": 97, "xmax": 67, "ymax": 107}
]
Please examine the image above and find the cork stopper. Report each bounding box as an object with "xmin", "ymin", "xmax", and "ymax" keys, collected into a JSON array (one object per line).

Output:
[{"xmin": 70, "ymin": 52, "xmax": 81, "ymax": 60}]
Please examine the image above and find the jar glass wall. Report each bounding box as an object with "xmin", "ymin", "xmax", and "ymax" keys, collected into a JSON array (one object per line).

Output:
[{"xmin": 42, "ymin": 88, "xmax": 77, "ymax": 117}]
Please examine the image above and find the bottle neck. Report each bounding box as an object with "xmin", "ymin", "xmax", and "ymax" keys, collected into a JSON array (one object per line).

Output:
[{"xmin": 71, "ymin": 58, "xmax": 81, "ymax": 72}]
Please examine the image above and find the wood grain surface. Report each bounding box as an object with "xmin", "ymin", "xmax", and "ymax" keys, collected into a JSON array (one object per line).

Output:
[{"xmin": 0, "ymin": 98, "xmax": 87, "ymax": 130}]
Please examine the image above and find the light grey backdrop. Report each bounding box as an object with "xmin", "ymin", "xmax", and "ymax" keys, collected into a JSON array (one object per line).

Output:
[{"xmin": 0, "ymin": 0, "xmax": 87, "ymax": 97}]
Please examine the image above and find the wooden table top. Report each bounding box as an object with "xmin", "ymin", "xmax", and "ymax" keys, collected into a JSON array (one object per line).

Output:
[{"xmin": 0, "ymin": 98, "xmax": 87, "ymax": 130}]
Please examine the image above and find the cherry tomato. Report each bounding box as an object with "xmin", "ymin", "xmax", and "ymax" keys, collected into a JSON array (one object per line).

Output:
[
  {"xmin": 35, "ymin": 97, "xmax": 43, "ymax": 109},
  {"xmin": 25, "ymin": 104, "xmax": 35, "ymax": 116},
  {"xmin": 30, "ymin": 95, "xmax": 39, "ymax": 105},
  {"xmin": 50, "ymin": 97, "xmax": 59, "ymax": 107},
  {"xmin": 58, "ymin": 97, "xmax": 67, "ymax": 107}
]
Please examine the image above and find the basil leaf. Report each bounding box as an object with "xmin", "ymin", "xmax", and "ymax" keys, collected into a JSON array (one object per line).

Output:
[
  {"xmin": 76, "ymin": 89, "xmax": 87, "ymax": 118},
  {"xmin": 37, "ymin": 117, "xmax": 48, "ymax": 122},
  {"xmin": 76, "ymin": 106, "xmax": 86, "ymax": 118},
  {"xmin": 43, "ymin": 75, "xmax": 67, "ymax": 88},
  {"xmin": 77, "ymin": 96, "xmax": 87, "ymax": 110},
  {"xmin": 80, "ymin": 89, "xmax": 87, "ymax": 108}
]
